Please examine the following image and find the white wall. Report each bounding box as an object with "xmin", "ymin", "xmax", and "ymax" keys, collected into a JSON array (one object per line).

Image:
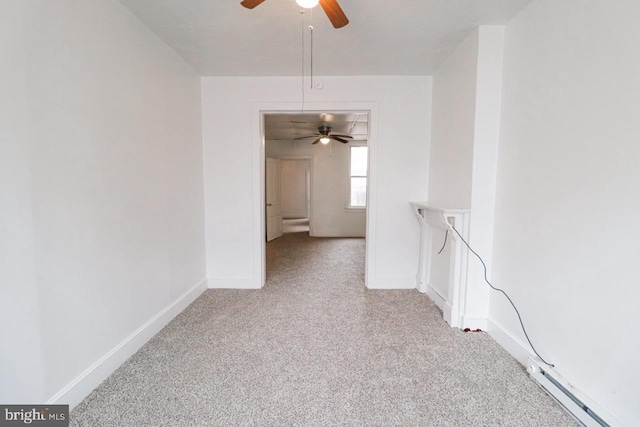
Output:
[
  {"xmin": 280, "ymin": 158, "xmax": 309, "ymax": 219},
  {"xmin": 266, "ymin": 140, "xmax": 313, "ymax": 158},
  {"xmin": 311, "ymin": 141, "xmax": 366, "ymax": 237},
  {"xmin": 267, "ymin": 140, "xmax": 367, "ymax": 237},
  {"xmin": 490, "ymin": 1, "xmax": 640, "ymax": 425},
  {"xmin": 0, "ymin": 0, "xmax": 206, "ymax": 407},
  {"xmin": 0, "ymin": 1, "xmax": 46, "ymax": 403},
  {"xmin": 428, "ymin": 29, "xmax": 479, "ymax": 209},
  {"xmin": 464, "ymin": 26, "xmax": 505, "ymax": 325},
  {"xmin": 202, "ymin": 76, "xmax": 431, "ymax": 289},
  {"xmin": 427, "ymin": 27, "xmax": 504, "ymax": 327}
]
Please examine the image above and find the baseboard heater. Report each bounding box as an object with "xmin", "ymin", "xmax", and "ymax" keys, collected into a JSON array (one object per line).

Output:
[{"xmin": 527, "ymin": 358, "xmax": 616, "ymax": 427}]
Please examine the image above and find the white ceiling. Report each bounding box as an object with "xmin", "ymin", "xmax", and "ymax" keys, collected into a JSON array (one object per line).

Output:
[
  {"xmin": 265, "ymin": 112, "xmax": 368, "ymax": 141},
  {"xmin": 118, "ymin": 0, "xmax": 532, "ymax": 76}
]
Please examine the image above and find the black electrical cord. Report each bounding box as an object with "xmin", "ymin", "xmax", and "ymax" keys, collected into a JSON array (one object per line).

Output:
[
  {"xmin": 446, "ymin": 225, "xmax": 555, "ymax": 367},
  {"xmin": 437, "ymin": 230, "xmax": 448, "ymax": 255}
]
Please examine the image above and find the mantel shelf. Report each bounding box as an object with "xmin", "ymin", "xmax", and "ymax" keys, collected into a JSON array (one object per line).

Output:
[
  {"xmin": 409, "ymin": 202, "xmax": 470, "ymax": 215},
  {"xmin": 410, "ymin": 202, "xmax": 470, "ymax": 232}
]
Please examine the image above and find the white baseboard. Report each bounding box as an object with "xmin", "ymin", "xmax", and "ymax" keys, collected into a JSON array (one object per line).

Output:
[
  {"xmin": 425, "ymin": 285, "xmax": 452, "ymax": 323},
  {"xmin": 207, "ymin": 277, "xmax": 261, "ymax": 289},
  {"xmin": 487, "ymin": 318, "xmax": 532, "ymax": 364},
  {"xmin": 488, "ymin": 318, "xmax": 623, "ymax": 427},
  {"xmin": 366, "ymin": 276, "xmax": 416, "ymax": 290},
  {"xmin": 46, "ymin": 278, "xmax": 208, "ymax": 409},
  {"xmin": 460, "ymin": 316, "xmax": 488, "ymax": 331},
  {"xmin": 309, "ymin": 231, "xmax": 366, "ymax": 238},
  {"xmin": 421, "ymin": 284, "xmax": 487, "ymax": 330}
]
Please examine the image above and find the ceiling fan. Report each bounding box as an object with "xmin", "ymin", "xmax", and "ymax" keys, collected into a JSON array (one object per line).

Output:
[
  {"xmin": 240, "ymin": 0, "xmax": 349, "ymax": 29},
  {"xmin": 294, "ymin": 126, "xmax": 353, "ymax": 144}
]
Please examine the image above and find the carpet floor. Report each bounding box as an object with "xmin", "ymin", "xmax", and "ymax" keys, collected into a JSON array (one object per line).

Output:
[{"xmin": 71, "ymin": 232, "xmax": 578, "ymax": 426}]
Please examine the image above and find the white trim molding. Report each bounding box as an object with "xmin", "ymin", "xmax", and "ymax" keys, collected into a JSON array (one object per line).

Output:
[
  {"xmin": 410, "ymin": 202, "xmax": 471, "ymax": 328},
  {"xmin": 46, "ymin": 279, "xmax": 208, "ymax": 409},
  {"xmin": 253, "ymin": 102, "xmax": 379, "ymax": 289},
  {"xmin": 207, "ymin": 278, "xmax": 260, "ymax": 289},
  {"xmin": 366, "ymin": 276, "xmax": 417, "ymax": 290},
  {"xmin": 346, "ymin": 142, "xmax": 368, "ymax": 210},
  {"xmin": 488, "ymin": 319, "xmax": 624, "ymax": 427}
]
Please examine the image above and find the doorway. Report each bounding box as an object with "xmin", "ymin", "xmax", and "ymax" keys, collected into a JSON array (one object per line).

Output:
[
  {"xmin": 263, "ymin": 111, "xmax": 370, "ymax": 286},
  {"xmin": 281, "ymin": 158, "xmax": 311, "ymax": 235},
  {"xmin": 265, "ymin": 157, "xmax": 311, "ymax": 240},
  {"xmin": 254, "ymin": 103, "xmax": 378, "ymax": 289}
]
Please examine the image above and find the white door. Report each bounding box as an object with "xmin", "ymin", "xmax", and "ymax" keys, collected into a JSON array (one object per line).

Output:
[
  {"xmin": 266, "ymin": 158, "xmax": 283, "ymax": 241},
  {"xmin": 281, "ymin": 159, "xmax": 310, "ymax": 218}
]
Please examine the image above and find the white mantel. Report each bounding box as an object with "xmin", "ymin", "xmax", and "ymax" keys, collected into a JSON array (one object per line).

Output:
[{"xmin": 410, "ymin": 202, "xmax": 471, "ymax": 328}]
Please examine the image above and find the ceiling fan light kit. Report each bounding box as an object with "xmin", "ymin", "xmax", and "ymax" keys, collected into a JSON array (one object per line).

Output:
[
  {"xmin": 296, "ymin": 0, "xmax": 319, "ymax": 9},
  {"xmin": 294, "ymin": 126, "xmax": 354, "ymax": 145},
  {"xmin": 240, "ymin": 0, "xmax": 349, "ymax": 29}
]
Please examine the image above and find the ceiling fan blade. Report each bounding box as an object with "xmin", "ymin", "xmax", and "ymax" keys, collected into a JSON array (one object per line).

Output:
[
  {"xmin": 312, "ymin": 137, "xmax": 322, "ymax": 145},
  {"xmin": 332, "ymin": 136, "xmax": 350, "ymax": 144},
  {"xmin": 330, "ymin": 134, "xmax": 353, "ymax": 139},
  {"xmin": 319, "ymin": 0, "xmax": 349, "ymax": 29},
  {"xmin": 294, "ymin": 134, "xmax": 321, "ymax": 140},
  {"xmin": 240, "ymin": 0, "xmax": 267, "ymax": 9}
]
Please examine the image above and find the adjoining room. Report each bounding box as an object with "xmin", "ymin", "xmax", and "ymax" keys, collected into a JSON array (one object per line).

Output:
[{"xmin": 264, "ymin": 112, "xmax": 369, "ymax": 289}]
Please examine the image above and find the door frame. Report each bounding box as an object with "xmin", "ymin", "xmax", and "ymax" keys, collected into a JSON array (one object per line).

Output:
[
  {"xmin": 252, "ymin": 102, "xmax": 379, "ymax": 288},
  {"xmin": 265, "ymin": 157, "xmax": 283, "ymax": 241}
]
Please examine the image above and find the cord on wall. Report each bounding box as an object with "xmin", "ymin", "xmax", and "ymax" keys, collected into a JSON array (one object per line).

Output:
[
  {"xmin": 300, "ymin": 9, "xmax": 305, "ymax": 112},
  {"xmin": 437, "ymin": 230, "xmax": 448, "ymax": 254},
  {"xmin": 441, "ymin": 226, "xmax": 555, "ymax": 367}
]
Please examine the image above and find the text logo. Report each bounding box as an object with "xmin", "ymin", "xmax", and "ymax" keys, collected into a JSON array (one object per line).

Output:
[{"xmin": 0, "ymin": 405, "xmax": 68, "ymax": 426}]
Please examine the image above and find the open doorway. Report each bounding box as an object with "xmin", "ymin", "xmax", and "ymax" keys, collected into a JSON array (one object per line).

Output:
[
  {"xmin": 265, "ymin": 157, "xmax": 311, "ymax": 239},
  {"xmin": 263, "ymin": 111, "xmax": 370, "ymax": 284},
  {"xmin": 281, "ymin": 157, "xmax": 311, "ymax": 234}
]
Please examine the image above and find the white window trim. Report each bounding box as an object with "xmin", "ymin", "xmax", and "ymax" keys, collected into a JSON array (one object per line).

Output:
[{"xmin": 347, "ymin": 142, "xmax": 368, "ymax": 211}]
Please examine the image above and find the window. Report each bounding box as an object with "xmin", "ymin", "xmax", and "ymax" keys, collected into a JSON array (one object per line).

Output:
[{"xmin": 349, "ymin": 146, "xmax": 368, "ymax": 208}]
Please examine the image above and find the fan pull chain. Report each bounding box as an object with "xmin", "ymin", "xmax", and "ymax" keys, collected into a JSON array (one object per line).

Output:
[
  {"xmin": 309, "ymin": 6, "xmax": 314, "ymax": 89},
  {"xmin": 300, "ymin": 8, "xmax": 305, "ymax": 112},
  {"xmin": 309, "ymin": 25, "xmax": 314, "ymax": 89}
]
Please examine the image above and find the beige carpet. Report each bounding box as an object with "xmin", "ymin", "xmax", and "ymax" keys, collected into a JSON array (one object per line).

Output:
[{"xmin": 70, "ymin": 233, "xmax": 577, "ymax": 426}]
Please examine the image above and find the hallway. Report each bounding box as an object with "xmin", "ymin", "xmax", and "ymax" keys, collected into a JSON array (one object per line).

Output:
[{"xmin": 71, "ymin": 234, "xmax": 576, "ymax": 426}]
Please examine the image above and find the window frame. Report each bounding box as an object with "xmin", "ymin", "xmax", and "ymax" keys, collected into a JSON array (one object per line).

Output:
[{"xmin": 347, "ymin": 143, "xmax": 368, "ymax": 211}]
